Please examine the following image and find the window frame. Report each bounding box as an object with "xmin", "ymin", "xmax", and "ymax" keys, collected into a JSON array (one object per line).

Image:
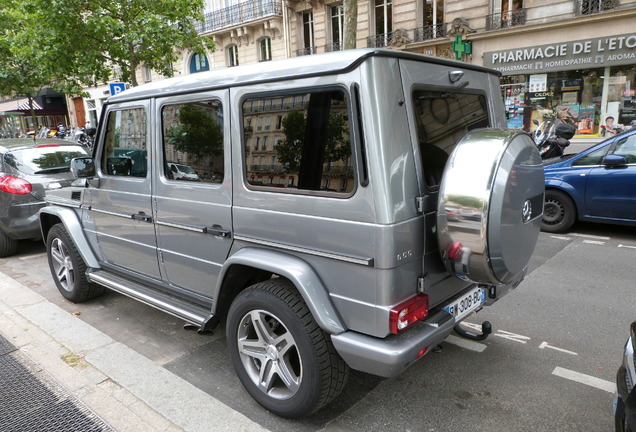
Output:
[{"xmin": 240, "ymin": 85, "xmax": 358, "ymax": 198}]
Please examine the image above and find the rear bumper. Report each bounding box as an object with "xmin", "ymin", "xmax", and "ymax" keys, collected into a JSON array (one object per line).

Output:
[
  {"xmin": 0, "ymin": 201, "xmax": 45, "ymax": 239},
  {"xmin": 331, "ymin": 309, "xmax": 455, "ymax": 378}
]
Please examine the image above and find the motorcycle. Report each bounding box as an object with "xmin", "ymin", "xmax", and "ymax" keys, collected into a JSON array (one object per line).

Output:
[{"xmin": 532, "ymin": 119, "xmax": 576, "ymax": 160}]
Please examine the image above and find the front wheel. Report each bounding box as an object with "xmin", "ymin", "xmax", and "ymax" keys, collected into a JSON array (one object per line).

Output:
[
  {"xmin": 46, "ymin": 224, "xmax": 104, "ymax": 302},
  {"xmin": 226, "ymin": 279, "xmax": 349, "ymax": 418},
  {"xmin": 542, "ymin": 190, "xmax": 576, "ymax": 233}
]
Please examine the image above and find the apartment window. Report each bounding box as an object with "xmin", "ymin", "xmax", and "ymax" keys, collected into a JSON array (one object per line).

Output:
[
  {"xmin": 330, "ymin": 5, "xmax": 344, "ymax": 50},
  {"xmin": 423, "ymin": 0, "xmax": 443, "ymax": 29},
  {"xmin": 374, "ymin": 0, "xmax": 393, "ymax": 36},
  {"xmin": 276, "ymin": 115, "xmax": 283, "ymax": 129},
  {"xmin": 302, "ymin": 11, "xmax": 315, "ymax": 54},
  {"xmin": 578, "ymin": 0, "xmax": 616, "ymax": 15},
  {"xmin": 262, "ymin": 136, "xmax": 268, "ymax": 150},
  {"xmin": 259, "ymin": 37, "xmax": 272, "ymax": 62},
  {"xmin": 264, "ymin": 116, "xmax": 271, "ymax": 131},
  {"xmin": 143, "ymin": 66, "xmax": 152, "ymax": 83},
  {"xmin": 189, "ymin": 53, "xmax": 210, "ymax": 74},
  {"xmin": 227, "ymin": 45, "xmax": 239, "ymax": 67}
]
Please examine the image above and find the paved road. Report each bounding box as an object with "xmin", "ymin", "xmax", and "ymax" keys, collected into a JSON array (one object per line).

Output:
[{"xmin": 1, "ymin": 220, "xmax": 634, "ymax": 431}]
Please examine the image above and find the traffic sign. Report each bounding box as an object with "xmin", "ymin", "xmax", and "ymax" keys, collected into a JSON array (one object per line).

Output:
[{"xmin": 109, "ymin": 82, "xmax": 127, "ymax": 96}]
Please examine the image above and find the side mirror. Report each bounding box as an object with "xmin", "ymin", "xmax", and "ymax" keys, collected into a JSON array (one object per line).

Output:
[
  {"xmin": 602, "ymin": 154, "xmax": 628, "ymax": 166},
  {"xmin": 85, "ymin": 127, "xmax": 97, "ymax": 137},
  {"xmin": 70, "ymin": 157, "xmax": 96, "ymax": 178},
  {"xmin": 107, "ymin": 156, "xmax": 133, "ymax": 176}
]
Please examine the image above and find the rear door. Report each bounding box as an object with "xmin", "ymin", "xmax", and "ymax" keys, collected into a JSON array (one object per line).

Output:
[
  {"xmin": 88, "ymin": 102, "xmax": 160, "ymax": 278},
  {"xmin": 153, "ymin": 92, "xmax": 232, "ymax": 299}
]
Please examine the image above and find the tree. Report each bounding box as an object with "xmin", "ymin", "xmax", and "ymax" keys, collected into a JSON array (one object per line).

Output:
[
  {"xmin": 344, "ymin": 0, "xmax": 358, "ymax": 49},
  {"xmin": 166, "ymin": 104, "xmax": 223, "ymax": 160}
]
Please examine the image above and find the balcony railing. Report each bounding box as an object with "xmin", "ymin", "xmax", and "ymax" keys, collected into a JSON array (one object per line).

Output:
[
  {"xmin": 295, "ymin": 47, "xmax": 317, "ymax": 56},
  {"xmin": 196, "ymin": 0, "xmax": 282, "ymax": 33},
  {"xmin": 324, "ymin": 42, "xmax": 342, "ymax": 52},
  {"xmin": 485, "ymin": 8, "xmax": 527, "ymax": 30},
  {"xmin": 575, "ymin": 0, "xmax": 616, "ymax": 15},
  {"xmin": 367, "ymin": 32, "xmax": 395, "ymax": 48},
  {"xmin": 413, "ymin": 24, "xmax": 447, "ymax": 42}
]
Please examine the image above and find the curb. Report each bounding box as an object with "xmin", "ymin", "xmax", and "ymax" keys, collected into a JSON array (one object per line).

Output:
[{"xmin": 0, "ymin": 270, "xmax": 268, "ymax": 432}]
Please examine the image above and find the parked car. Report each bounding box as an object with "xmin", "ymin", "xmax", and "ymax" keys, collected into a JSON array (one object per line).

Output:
[
  {"xmin": 167, "ymin": 162, "xmax": 199, "ymax": 181},
  {"xmin": 0, "ymin": 139, "xmax": 88, "ymax": 257},
  {"xmin": 615, "ymin": 321, "xmax": 636, "ymax": 432},
  {"xmin": 39, "ymin": 49, "xmax": 544, "ymax": 418},
  {"xmin": 542, "ymin": 128, "xmax": 636, "ymax": 233}
]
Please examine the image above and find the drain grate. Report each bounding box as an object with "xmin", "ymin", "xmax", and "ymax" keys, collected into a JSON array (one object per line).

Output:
[{"xmin": 0, "ymin": 334, "xmax": 115, "ymax": 432}]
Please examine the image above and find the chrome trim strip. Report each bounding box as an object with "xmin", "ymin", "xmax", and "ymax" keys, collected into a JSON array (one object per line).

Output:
[
  {"xmin": 234, "ymin": 235, "xmax": 374, "ymax": 267},
  {"xmin": 156, "ymin": 220, "xmax": 205, "ymax": 233},
  {"xmin": 91, "ymin": 207, "xmax": 132, "ymax": 218},
  {"xmin": 88, "ymin": 272, "xmax": 206, "ymax": 324},
  {"xmin": 44, "ymin": 197, "xmax": 82, "ymax": 209}
]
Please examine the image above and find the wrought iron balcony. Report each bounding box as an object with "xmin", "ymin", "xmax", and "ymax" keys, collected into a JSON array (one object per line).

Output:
[
  {"xmin": 485, "ymin": 8, "xmax": 527, "ymax": 31},
  {"xmin": 367, "ymin": 32, "xmax": 396, "ymax": 48},
  {"xmin": 295, "ymin": 47, "xmax": 317, "ymax": 56},
  {"xmin": 575, "ymin": 0, "xmax": 616, "ymax": 15},
  {"xmin": 413, "ymin": 24, "xmax": 447, "ymax": 42},
  {"xmin": 196, "ymin": 0, "xmax": 283, "ymax": 34},
  {"xmin": 324, "ymin": 42, "xmax": 342, "ymax": 52}
]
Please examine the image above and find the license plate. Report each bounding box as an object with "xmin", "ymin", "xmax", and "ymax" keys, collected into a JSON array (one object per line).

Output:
[{"xmin": 443, "ymin": 287, "xmax": 486, "ymax": 321}]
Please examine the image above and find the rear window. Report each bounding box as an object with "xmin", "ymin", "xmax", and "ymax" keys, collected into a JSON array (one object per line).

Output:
[
  {"xmin": 412, "ymin": 89, "xmax": 489, "ymax": 189},
  {"xmin": 3, "ymin": 145, "xmax": 87, "ymax": 175}
]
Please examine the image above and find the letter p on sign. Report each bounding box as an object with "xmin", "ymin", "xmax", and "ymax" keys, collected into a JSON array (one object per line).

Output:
[{"xmin": 109, "ymin": 83, "xmax": 126, "ymax": 96}]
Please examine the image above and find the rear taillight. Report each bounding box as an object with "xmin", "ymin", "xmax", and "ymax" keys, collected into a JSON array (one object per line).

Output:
[
  {"xmin": 0, "ymin": 175, "xmax": 32, "ymax": 195},
  {"xmin": 389, "ymin": 293, "xmax": 429, "ymax": 334}
]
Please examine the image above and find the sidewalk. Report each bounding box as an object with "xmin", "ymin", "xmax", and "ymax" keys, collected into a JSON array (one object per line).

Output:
[{"xmin": 0, "ymin": 270, "xmax": 269, "ymax": 432}]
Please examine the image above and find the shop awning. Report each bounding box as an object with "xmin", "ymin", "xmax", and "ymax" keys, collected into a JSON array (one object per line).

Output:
[{"xmin": 0, "ymin": 98, "xmax": 43, "ymax": 112}]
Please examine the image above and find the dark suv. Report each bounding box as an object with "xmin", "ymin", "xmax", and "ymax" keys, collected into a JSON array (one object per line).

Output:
[{"xmin": 0, "ymin": 139, "xmax": 87, "ymax": 256}]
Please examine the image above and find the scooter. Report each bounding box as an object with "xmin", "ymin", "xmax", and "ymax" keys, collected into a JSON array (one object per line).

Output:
[{"xmin": 533, "ymin": 120, "xmax": 576, "ymax": 159}]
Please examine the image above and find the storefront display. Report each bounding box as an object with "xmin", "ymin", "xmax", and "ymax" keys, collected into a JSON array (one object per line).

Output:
[{"xmin": 486, "ymin": 33, "xmax": 636, "ymax": 136}]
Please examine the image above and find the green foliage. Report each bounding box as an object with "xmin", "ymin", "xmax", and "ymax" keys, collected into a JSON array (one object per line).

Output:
[
  {"xmin": 0, "ymin": 0, "xmax": 215, "ymax": 100},
  {"xmin": 167, "ymin": 104, "xmax": 223, "ymax": 160}
]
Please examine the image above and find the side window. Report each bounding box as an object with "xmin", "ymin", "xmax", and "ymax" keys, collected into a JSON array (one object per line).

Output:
[
  {"xmin": 612, "ymin": 136, "xmax": 636, "ymax": 163},
  {"xmin": 102, "ymin": 108, "xmax": 147, "ymax": 177},
  {"xmin": 242, "ymin": 89, "xmax": 354, "ymax": 194},
  {"xmin": 161, "ymin": 100, "xmax": 224, "ymax": 183},
  {"xmin": 571, "ymin": 146, "xmax": 609, "ymax": 166}
]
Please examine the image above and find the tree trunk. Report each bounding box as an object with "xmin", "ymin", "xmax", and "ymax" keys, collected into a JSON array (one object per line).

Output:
[{"xmin": 344, "ymin": 0, "xmax": 358, "ymax": 50}]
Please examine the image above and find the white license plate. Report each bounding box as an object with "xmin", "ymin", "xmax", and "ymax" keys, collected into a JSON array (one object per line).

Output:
[{"xmin": 443, "ymin": 287, "xmax": 486, "ymax": 321}]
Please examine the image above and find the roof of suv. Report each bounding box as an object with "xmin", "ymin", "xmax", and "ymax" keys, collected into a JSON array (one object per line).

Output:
[{"xmin": 107, "ymin": 48, "xmax": 500, "ymax": 104}]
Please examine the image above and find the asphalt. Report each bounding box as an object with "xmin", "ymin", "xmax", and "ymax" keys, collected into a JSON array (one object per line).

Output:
[{"xmin": 0, "ymin": 269, "xmax": 269, "ymax": 432}]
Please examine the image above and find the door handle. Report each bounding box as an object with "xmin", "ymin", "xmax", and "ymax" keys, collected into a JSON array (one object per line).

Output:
[
  {"xmin": 131, "ymin": 212, "xmax": 153, "ymax": 223},
  {"xmin": 204, "ymin": 224, "xmax": 231, "ymax": 238}
]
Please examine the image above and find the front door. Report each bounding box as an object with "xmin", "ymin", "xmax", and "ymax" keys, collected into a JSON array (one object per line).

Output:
[
  {"xmin": 88, "ymin": 102, "xmax": 160, "ymax": 279},
  {"xmin": 153, "ymin": 92, "xmax": 232, "ymax": 298}
]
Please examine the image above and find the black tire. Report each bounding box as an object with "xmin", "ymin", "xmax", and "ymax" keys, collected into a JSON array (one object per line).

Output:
[
  {"xmin": 0, "ymin": 228, "xmax": 18, "ymax": 258},
  {"xmin": 46, "ymin": 223, "xmax": 104, "ymax": 302},
  {"xmin": 542, "ymin": 190, "xmax": 576, "ymax": 233},
  {"xmin": 226, "ymin": 279, "xmax": 349, "ymax": 418}
]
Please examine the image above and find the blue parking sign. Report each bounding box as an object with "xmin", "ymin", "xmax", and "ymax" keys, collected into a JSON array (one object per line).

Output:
[{"xmin": 109, "ymin": 82, "xmax": 126, "ymax": 96}]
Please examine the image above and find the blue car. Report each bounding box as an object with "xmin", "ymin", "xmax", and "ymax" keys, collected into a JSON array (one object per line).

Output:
[{"xmin": 542, "ymin": 128, "xmax": 636, "ymax": 233}]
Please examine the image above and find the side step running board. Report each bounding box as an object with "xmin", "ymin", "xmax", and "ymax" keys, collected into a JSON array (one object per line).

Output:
[{"xmin": 87, "ymin": 270, "xmax": 219, "ymax": 332}]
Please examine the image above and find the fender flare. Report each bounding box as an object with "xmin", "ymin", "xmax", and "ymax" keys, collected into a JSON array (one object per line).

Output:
[
  {"xmin": 218, "ymin": 248, "xmax": 346, "ymax": 335},
  {"xmin": 39, "ymin": 207, "xmax": 101, "ymax": 269}
]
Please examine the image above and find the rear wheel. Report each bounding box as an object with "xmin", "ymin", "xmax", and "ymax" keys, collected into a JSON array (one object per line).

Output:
[
  {"xmin": 0, "ymin": 228, "xmax": 17, "ymax": 258},
  {"xmin": 226, "ymin": 279, "xmax": 348, "ymax": 418},
  {"xmin": 542, "ymin": 190, "xmax": 576, "ymax": 233},
  {"xmin": 46, "ymin": 224, "xmax": 104, "ymax": 302}
]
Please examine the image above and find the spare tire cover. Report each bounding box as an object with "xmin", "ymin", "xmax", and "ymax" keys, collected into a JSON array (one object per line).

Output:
[{"xmin": 436, "ymin": 129, "xmax": 544, "ymax": 285}]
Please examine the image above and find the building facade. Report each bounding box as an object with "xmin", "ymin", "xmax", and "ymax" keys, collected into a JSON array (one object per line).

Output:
[{"xmin": 77, "ymin": 0, "xmax": 636, "ymax": 138}]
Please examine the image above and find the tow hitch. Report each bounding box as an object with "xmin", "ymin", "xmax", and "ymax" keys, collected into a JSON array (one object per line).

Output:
[{"xmin": 454, "ymin": 321, "xmax": 492, "ymax": 341}]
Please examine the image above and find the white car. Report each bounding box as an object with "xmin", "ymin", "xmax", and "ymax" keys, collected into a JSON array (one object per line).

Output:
[{"xmin": 167, "ymin": 163, "xmax": 199, "ymax": 181}]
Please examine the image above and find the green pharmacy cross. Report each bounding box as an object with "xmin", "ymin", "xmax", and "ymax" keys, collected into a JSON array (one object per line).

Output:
[{"xmin": 451, "ymin": 35, "xmax": 472, "ymax": 60}]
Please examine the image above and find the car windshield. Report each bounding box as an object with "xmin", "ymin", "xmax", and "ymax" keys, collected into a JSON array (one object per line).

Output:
[
  {"xmin": 4, "ymin": 145, "xmax": 87, "ymax": 174},
  {"xmin": 177, "ymin": 164, "xmax": 195, "ymax": 174}
]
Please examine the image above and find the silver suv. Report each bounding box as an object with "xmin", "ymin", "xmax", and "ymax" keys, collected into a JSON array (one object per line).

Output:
[{"xmin": 40, "ymin": 49, "xmax": 543, "ymax": 418}]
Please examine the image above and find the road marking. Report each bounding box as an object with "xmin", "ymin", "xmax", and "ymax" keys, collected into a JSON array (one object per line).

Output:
[
  {"xmin": 494, "ymin": 329, "xmax": 531, "ymax": 344},
  {"xmin": 618, "ymin": 244, "xmax": 636, "ymax": 249},
  {"xmin": 444, "ymin": 334, "xmax": 487, "ymax": 352},
  {"xmin": 571, "ymin": 233, "xmax": 611, "ymax": 240},
  {"xmin": 582, "ymin": 240, "xmax": 605, "ymax": 245},
  {"xmin": 552, "ymin": 367, "xmax": 615, "ymax": 393},
  {"xmin": 539, "ymin": 341, "xmax": 577, "ymax": 355},
  {"xmin": 19, "ymin": 253, "xmax": 47, "ymax": 260},
  {"xmin": 550, "ymin": 235, "xmax": 571, "ymax": 241}
]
